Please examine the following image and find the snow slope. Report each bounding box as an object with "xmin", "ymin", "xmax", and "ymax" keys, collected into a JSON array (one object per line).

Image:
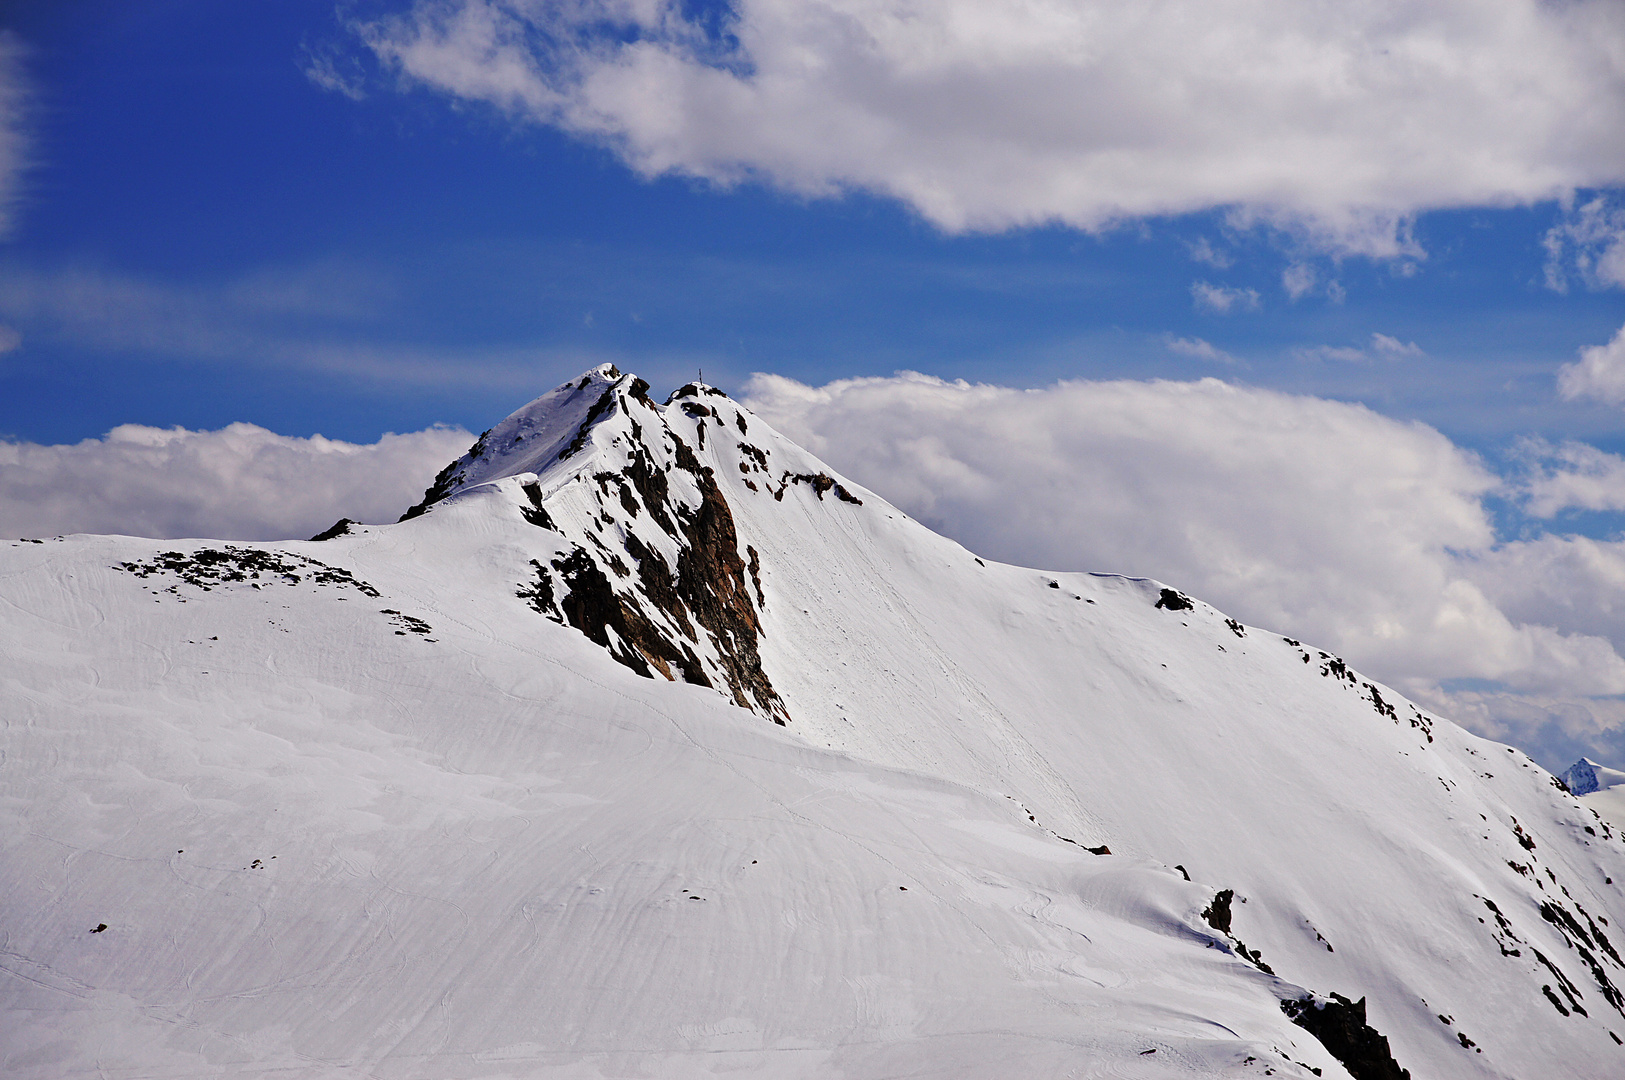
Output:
[{"xmin": 4, "ymin": 365, "xmax": 1623, "ymax": 1079}]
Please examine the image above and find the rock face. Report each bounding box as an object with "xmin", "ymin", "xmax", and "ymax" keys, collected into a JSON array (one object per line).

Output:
[
  {"xmin": 1281, "ymin": 994, "xmax": 1411, "ymax": 1080},
  {"xmin": 405, "ymin": 366, "xmax": 790, "ymax": 723}
]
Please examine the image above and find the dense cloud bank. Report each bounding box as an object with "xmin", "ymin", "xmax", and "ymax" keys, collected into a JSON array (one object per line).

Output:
[
  {"xmin": 353, "ymin": 0, "xmax": 1625, "ymax": 255},
  {"xmin": 0, "ymin": 422, "xmax": 472, "ymax": 541},
  {"xmin": 745, "ymin": 370, "xmax": 1625, "ymax": 771}
]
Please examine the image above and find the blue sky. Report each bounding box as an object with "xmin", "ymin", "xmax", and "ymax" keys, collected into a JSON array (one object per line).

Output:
[
  {"xmin": 1, "ymin": 2, "xmax": 1621, "ymax": 452},
  {"xmin": 4, "ymin": 0, "xmax": 1625, "ymax": 770}
]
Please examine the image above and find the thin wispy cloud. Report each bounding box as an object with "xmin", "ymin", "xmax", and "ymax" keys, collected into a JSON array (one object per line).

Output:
[
  {"xmin": 1190, "ymin": 281, "xmax": 1260, "ymax": 314},
  {"xmin": 1164, "ymin": 335, "xmax": 1238, "ymax": 365},
  {"xmin": 1295, "ymin": 333, "xmax": 1424, "ymax": 363},
  {"xmin": 302, "ymin": 41, "xmax": 367, "ymax": 101},
  {"xmin": 1370, "ymin": 333, "xmax": 1425, "ymax": 359},
  {"xmin": 0, "ymin": 262, "xmax": 638, "ymax": 390},
  {"xmin": 1544, "ymin": 196, "xmax": 1625, "ymax": 292},
  {"xmin": 0, "ymin": 31, "xmax": 32, "ymax": 238},
  {"xmin": 1187, "ymin": 237, "xmax": 1232, "ymax": 269},
  {"xmin": 1282, "ymin": 263, "xmax": 1316, "ymax": 301}
]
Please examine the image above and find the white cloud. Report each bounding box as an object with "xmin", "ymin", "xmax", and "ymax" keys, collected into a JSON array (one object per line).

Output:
[
  {"xmin": 1544, "ymin": 196, "xmax": 1625, "ymax": 292},
  {"xmin": 1370, "ymin": 333, "xmax": 1424, "ymax": 359},
  {"xmin": 1557, "ymin": 322, "xmax": 1625, "ymax": 404},
  {"xmin": 1191, "ymin": 281, "xmax": 1260, "ymax": 314},
  {"xmin": 353, "ymin": 0, "xmax": 1625, "ymax": 257},
  {"xmin": 1187, "ymin": 237, "xmax": 1232, "ymax": 269},
  {"xmin": 0, "ymin": 423, "xmax": 473, "ymax": 541},
  {"xmin": 0, "ymin": 324, "xmax": 19, "ymax": 353},
  {"xmin": 1281, "ymin": 263, "xmax": 1316, "ymax": 301},
  {"xmin": 1294, "ymin": 343, "xmax": 1368, "ymax": 363},
  {"xmin": 1294, "ymin": 333, "xmax": 1424, "ymax": 363},
  {"xmin": 1515, "ymin": 437, "xmax": 1625, "ymax": 517},
  {"xmin": 745, "ymin": 370, "xmax": 1625, "ymax": 764},
  {"xmin": 303, "ymin": 41, "xmax": 368, "ymax": 101},
  {"xmin": 0, "ymin": 31, "xmax": 32, "ymax": 237},
  {"xmin": 1164, "ymin": 335, "xmax": 1237, "ymax": 365}
]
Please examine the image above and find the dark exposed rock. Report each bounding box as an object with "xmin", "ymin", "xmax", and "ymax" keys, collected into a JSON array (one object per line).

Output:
[
  {"xmin": 626, "ymin": 377, "xmax": 654, "ymax": 407},
  {"xmin": 115, "ymin": 547, "xmax": 380, "ymax": 598},
  {"xmin": 519, "ymin": 481, "xmax": 557, "ymax": 529},
  {"xmin": 1365, "ymin": 683, "xmax": 1397, "ymax": 721},
  {"xmin": 558, "ymin": 386, "xmax": 619, "ymax": 462},
  {"xmin": 1533, "ymin": 948, "xmax": 1588, "ymax": 1015},
  {"xmin": 400, "ymin": 440, "xmax": 484, "ymax": 521},
  {"xmin": 746, "ymin": 545, "xmax": 766, "ymax": 607},
  {"xmin": 667, "ymin": 382, "xmax": 726, "ymax": 400},
  {"xmin": 668, "ymin": 444, "xmax": 787, "ymax": 721},
  {"xmin": 517, "ymin": 400, "xmax": 790, "ymax": 724},
  {"xmin": 1154, "ymin": 588, "xmax": 1193, "ymax": 611},
  {"xmin": 547, "ymin": 547, "xmax": 710, "ymax": 687},
  {"xmin": 1199, "ymin": 888, "xmax": 1275, "ymax": 974},
  {"xmin": 781, "ymin": 471, "xmax": 863, "ymax": 505},
  {"xmin": 517, "ymin": 560, "xmax": 560, "ymax": 619},
  {"xmin": 1481, "ymin": 896, "xmax": 1523, "ymax": 957},
  {"xmin": 309, "ymin": 518, "xmax": 355, "ymax": 541},
  {"xmin": 1537, "ymin": 899, "xmax": 1625, "ymax": 1017},
  {"xmin": 1280, "ymin": 994, "xmax": 1411, "ymax": 1080}
]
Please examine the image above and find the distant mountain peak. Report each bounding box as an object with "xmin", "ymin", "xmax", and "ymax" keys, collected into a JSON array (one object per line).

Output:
[{"xmin": 1562, "ymin": 757, "xmax": 1625, "ymax": 796}]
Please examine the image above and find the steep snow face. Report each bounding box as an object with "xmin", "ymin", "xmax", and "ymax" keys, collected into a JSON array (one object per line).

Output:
[{"xmin": 5, "ymin": 368, "xmax": 1625, "ymax": 1079}]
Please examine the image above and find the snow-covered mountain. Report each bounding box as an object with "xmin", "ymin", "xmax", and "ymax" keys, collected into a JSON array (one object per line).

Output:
[
  {"xmin": 5, "ymin": 364, "xmax": 1623, "ymax": 1079},
  {"xmin": 1565, "ymin": 758, "xmax": 1625, "ymax": 836}
]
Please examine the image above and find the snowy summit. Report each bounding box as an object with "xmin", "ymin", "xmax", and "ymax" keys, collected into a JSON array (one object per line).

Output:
[{"xmin": 4, "ymin": 366, "xmax": 1624, "ymax": 1079}]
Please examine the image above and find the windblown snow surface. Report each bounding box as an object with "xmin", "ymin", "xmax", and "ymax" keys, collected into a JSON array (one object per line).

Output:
[{"xmin": 4, "ymin": 365, "xmax": 1624, "ymax": 1079}]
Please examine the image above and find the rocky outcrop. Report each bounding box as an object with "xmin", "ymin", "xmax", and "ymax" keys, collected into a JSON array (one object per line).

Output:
[
  {"xmin": 1281, "ymin": 994, "xmax": 1411, "ymax": 1080},
  {"xmin": 494, "ymin": 375, "xmax": 791, "ymax": 724}
]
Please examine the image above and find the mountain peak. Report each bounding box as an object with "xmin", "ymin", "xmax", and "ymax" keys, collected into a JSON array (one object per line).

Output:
[
  {"xmin": 399, "ymin": 365, "xmax": 652, "ymax": 520},
  {"xmin": 396, "ymin": 367, "xmax": 856, "ymax": 723},
  {"xmin": 1562, "ymin": 757, "xmax": 1625, "ymax": 795}
]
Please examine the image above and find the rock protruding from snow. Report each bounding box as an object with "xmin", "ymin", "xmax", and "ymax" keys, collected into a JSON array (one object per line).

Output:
[{"xmin": 408, "ymin": 366, "xmax": 799, "ymax": 723}]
